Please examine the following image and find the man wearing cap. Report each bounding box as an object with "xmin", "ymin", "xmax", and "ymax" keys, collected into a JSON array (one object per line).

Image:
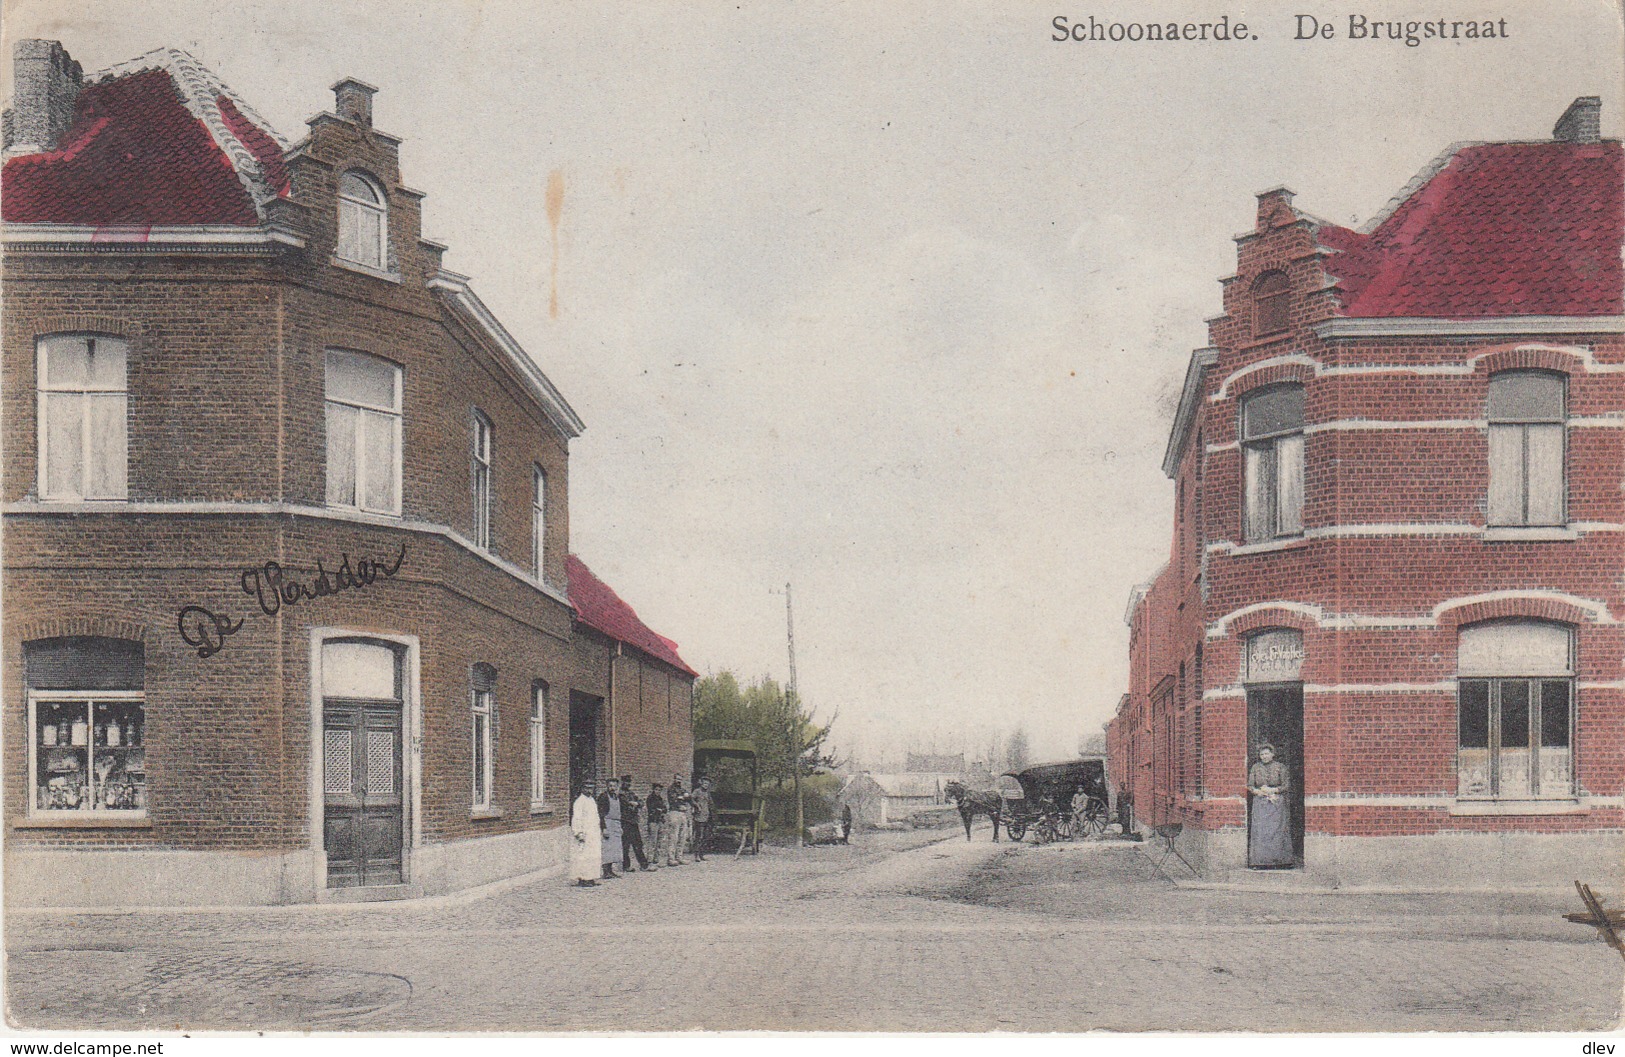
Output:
[
  {"xmin": 690, "ymin": 775, "xmax": 714, "ymax": 861},
  {"xmin": 645, "ymin": 781, "xmax": 668, "ymax": 869},
  {"xmin": 666, "ymin": 774, "xmax": 692, "ymax": 866},
  {"xmin": 619, "ymin": 774, "xmax": 651, "ymax": 872}
]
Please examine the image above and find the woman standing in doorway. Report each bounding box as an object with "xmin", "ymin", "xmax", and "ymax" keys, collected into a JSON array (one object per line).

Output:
[{"xmin": 1247, "ymin": 744, "xmax": 1294, "ymax": 868}]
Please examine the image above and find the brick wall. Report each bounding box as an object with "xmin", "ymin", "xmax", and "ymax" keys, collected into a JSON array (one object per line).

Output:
[
  {"xmin": 1109, "ymin": 182, "xmax": 1624, "ymax": 852},
  {"xmin": 1, "ymin": 88, "xmax": 692, "ymax": 876}
]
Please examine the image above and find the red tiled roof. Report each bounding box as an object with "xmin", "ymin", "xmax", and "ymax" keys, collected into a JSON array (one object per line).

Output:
[
  {"xmin": 3, "ymin": 49, "xmax": 288, "ymax": 227},
  {"xmin": 566, "ymin": 555, "xmax": 697, "ymax": 677},
  {"xmin": 1319, "ymin": 140, "xmax": 1623, "ymax": 318},
  {"xmin": 216, "ymin": 94, "xmax": 289, "ymax": 198}
]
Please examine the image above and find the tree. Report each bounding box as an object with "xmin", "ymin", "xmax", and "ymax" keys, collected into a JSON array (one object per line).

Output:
[
  {"xmin": 693, "ymin": 671, "xmax": 837, "ymax": 790},
  {"xmin": 1004, "ymin": 726, "xmax": 1031, "ymax": 772}
]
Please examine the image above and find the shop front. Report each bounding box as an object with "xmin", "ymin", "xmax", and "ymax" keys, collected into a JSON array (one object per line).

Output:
[{"xmin": 1241, "ymin": 628, "xmax": 1304, "ymax": 869}]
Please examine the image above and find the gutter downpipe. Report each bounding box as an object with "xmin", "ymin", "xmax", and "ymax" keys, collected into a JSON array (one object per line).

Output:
[{"xmin": 608, "ymin": 640, "xmax": 621, "ymax": 774}]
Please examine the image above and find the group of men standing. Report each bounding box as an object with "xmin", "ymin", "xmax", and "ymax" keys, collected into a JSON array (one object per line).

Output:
[{"xmin": 569, "ymin": 774, "xmax": 715, "ymax": 887}]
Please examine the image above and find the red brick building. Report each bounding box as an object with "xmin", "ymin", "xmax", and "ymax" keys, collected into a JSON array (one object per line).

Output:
[
  {"xmin": 1, "ymin": 41, "xmax": 695, "ymax": 905},
  {"xmin": 1108, "ymin": 98, "xmax": 1624, "ymax": 886}
]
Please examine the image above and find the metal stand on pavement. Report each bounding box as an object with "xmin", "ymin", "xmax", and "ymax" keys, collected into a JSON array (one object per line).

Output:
[{"xmin": 1145, "ymin": 822, "xmax": 1197, "ymax": 880}]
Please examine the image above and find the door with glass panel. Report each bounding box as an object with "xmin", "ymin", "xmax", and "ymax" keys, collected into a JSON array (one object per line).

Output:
[{"xmin": 322, "ymin": 639, "xmax": 404, "ymax": 887}]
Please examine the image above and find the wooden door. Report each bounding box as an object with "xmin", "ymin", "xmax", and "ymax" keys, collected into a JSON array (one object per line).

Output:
[{"xmin": 323, "ymin": 699, "xmax": 403, "ymax": 887}]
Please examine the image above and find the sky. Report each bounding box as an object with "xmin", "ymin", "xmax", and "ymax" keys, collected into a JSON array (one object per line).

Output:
[{"xmin": 6, "ymin": 0, "xmax": 1621, "ymax": 767}]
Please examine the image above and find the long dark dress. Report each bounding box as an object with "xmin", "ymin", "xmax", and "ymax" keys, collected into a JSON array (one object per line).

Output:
[{"xmin": 1248, "ymin": 760, "xmax": 1294, "ymax": 867}]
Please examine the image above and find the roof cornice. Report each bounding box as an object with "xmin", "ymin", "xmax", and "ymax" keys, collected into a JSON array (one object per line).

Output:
[
  {"xmin": 1, "ymin": 223, "xmax": 304, "ymax": 249},
  {"xmin": 428, "ymin": 270, "xmax": 586, "ymax": 439},
  {"xmin": 1316, "ymin": 316, "xmax": 1625, "ymax": 339},
  {"xmin": 1161, "ymin": 347, "xmax": 1220, "ymax": 479}
]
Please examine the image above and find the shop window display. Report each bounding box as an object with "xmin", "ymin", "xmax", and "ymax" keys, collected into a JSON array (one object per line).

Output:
[
  {"xmin": 24, "ymin": 636, "xmax": 146, "ymax": 818},
  {"xmin": 32, "ymin": 696, "xmax": 146, "ymax": 814}
]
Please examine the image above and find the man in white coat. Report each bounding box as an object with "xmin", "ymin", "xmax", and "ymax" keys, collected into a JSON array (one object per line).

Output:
[{"xmin": 570, "ymin": 779, "xmax": 602, "ymax": 887}]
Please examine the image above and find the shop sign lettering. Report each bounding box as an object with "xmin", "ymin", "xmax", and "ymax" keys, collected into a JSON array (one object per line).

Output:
[
  {"xmin": 1245, "ymin": 629, "xmax": 1304, "ymax": 683},
  {"xmin": 177, "ymin": 543, "xmax": 408, "ymax": 658}
]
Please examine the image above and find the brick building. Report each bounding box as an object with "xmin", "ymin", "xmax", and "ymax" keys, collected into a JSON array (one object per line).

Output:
[
  {"xmin": 1, "ymin": 41, "xmax": 695, "ymax": 905},
  {"xmin": 1107, "ymin": 98, "xmax": 1624, "ymax": 886}
]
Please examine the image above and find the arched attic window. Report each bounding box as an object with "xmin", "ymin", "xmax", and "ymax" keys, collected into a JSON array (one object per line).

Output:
[
  {"xmin": 1252, "ymin": 271, "xmax": 1291, "ymax": 338},
  {"xmin": 336, "ymin": 171, "xmax": 388, "ymax": 270}
]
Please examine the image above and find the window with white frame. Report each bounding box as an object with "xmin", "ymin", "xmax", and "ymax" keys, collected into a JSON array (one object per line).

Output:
[
  {"xmin": 1241, "ymin": 385, "xmax": 1304, "ymax": 542},
  {"xmin": 472, "ymin": 663, "xmax": 496, "ymax": 810},
  {"xmin": 325, "ymin": 349, "xmax": 402, "ymax": 515},
  {"xmin": 336, "ymin": 171, "xmax": 388, "ymax": 270},
  {"xmin": 38, "ymin": 335, "xmax": 128, "ymax": 500},
  {"xmin": 530, "ymin": 681, "xmax": 548, "ymax": 806},
  {"xmin": 472, "ymin": 412, "xmax": 493, "ymax": 549},
  {"xmin": 532, "ymin": 465, "xmax": 547, "ymax": 580},
  {"xmin": 25, "ymin": 637, "xmax": 145, "ymax": 817},
  {"xmin": 1488, "ymin": 371, "xmax": 1566, "ymax": 527},
  {"xmin": 1457, "ymin": 620, "xmax": 1575, "ymax": 800}
]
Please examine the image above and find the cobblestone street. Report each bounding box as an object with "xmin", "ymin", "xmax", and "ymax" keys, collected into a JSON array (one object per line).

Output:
[{"xmin": 7, "ymin": 828, "xmax": 1622, "ymax": 1033}]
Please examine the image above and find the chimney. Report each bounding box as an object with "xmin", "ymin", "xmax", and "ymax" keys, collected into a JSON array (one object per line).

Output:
[
  {"xmin": 4, "ymin": 39, "xmax": 83, "ymax": 155},
  {"xmin": 1553, "ymin": 96, "xmax": 1601, "ymax": 144},
  {"xmin": 332, "ymin": 78, "xmax": 377, "ymax": 128},
  {"xmin": 1255, "ymin": 186, "xmax": 1296, "ymax": 232}
]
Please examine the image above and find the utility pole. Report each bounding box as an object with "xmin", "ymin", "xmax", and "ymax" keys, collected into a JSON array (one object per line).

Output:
[{"xmin": 786, "ymin": 582, "xmax": 804, "ymax": 847}]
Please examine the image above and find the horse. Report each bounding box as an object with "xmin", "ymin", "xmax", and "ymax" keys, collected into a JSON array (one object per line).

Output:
[{"xmin": 944, "ymin": 780, "xmax": 1003, "ymax": 842}]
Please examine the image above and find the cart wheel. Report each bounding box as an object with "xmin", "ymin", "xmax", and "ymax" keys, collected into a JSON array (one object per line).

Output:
[
  {"xmin": 1004, "ymin": 818, "xmax": 1027, "ymax": 842},
  {"xmin": 1034, "ymin": 818, "xmax": 1056, "ymax": 844},
  {"xmin": 1054, "ymin": 814, "xmax": 1075, "ymax": 841},
  {"xmin": 1084, "ymin": 802, "xmax": 1108, "ymax": 838}
]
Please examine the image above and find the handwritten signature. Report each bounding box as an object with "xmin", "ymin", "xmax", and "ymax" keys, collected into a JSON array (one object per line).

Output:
[
  {"xmin": 241, "ymin": 543, "xmax": 408, "ymax": 617},
  {"xmin": 176, "ymin": 543, "xmax": 408, "ymax": 658},
  {"xmin": 177, "ymin": 605, "xmax": 244, "ymax": 659}
]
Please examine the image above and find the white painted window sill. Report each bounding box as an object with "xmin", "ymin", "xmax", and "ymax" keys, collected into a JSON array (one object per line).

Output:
[
  {"xmin": 470, "ymin": 807, "xmax": 505, "ymax": 820},
  {"xmin": 1224, "ymin": 535, "xmax": 1309, "ymax": 556},
  {"xmin": 330, "ymin": 256, "xmax": 403, "ymax": 284},
  {"xmin": 529, "ymin": 803, "xmax": 553, "ymax": 816},
  {"xmin": 1481, "ymin": 527, "xmax": 1578, "ymax": 542},
  {"xmin": 324, "ymin": 502, "xmax": 403, "ymax": 521},
  {"xmin": 15, "ymin": 815, "xmax": 152, "ymax": 829},
  {"xmin": 1450, "ymin": 799, "xmax": 1587, "ymax": 816}
]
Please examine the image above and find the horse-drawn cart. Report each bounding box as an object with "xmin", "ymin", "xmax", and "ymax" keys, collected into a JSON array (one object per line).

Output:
[
  {"xmin": 693, "ymin": 739, "xmax": 765, "ymax": 855},
  {"xmin": 1000, "ymin": 757, "xmax": 1109, "ymax": 843}
]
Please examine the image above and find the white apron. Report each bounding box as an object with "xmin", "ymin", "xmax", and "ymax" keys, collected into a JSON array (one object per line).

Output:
[
  {"xmin": 600, "ymin": 795, "xmax": 623, "ymax": 865},
  {"xmin": 570, "ymin": 793, "xmax": 602, "ymax": 881}
]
